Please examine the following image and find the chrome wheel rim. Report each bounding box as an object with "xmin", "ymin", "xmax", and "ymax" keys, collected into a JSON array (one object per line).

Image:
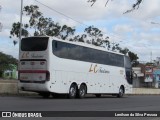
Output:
[{"xmin": 70, "ymin": 87, "xmax": 76, "ymax": 97}]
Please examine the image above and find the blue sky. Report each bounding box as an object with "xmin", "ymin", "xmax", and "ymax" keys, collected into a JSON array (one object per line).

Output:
[{"xmin": 0, "ymin": 0, "xmax": 160, "ymax": 62}]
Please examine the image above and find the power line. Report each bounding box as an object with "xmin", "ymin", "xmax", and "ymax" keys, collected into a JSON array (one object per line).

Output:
[{"xmin": 34, "ymin": 0, "xmax": 88, "ymax": 27}]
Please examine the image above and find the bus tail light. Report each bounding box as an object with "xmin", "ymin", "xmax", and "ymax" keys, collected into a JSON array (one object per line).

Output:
[{"xmin": 46, "ymin": 71, "xmax": 50, "ymax": 81}]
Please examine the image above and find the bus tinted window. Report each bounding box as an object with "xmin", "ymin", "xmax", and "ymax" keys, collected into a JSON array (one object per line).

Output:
[
  {"xmin": 125, "ymin": 56, "xmax": 131, "ymax": 68},
  {"xmin": 68, "ymin": 44, "xmax": 82, "ymax": 60},
  {"xmin": 109, "ymin": 53, "xmax": 124, "ymax": 67},
  {"xmin": 53, "ymin": 41, "xmax": 69, "ymax": 58},
  {"xmin": 21, "ymin": 37, "xmax": 49, "ymax": 51},
  {"xmin": 125, "ymin": 56, "xmax": 132, "ymax": 84},
  {"xmin": 52, "ymin": 40, "xmax": 124, "ymax": 67}
]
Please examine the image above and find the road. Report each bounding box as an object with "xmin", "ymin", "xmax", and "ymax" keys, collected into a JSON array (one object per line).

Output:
[
  {"xmin": 1, "ymin": 95, "xmax": 160, "ymax": 111},
  {"xmin": 0, "ymin": 95, "xmax": 160, "ymax": 120}
]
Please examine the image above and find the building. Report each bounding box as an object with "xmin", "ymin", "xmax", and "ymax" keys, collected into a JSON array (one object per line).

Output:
[
  {"xmin": 133, "ymin": 63, "xmax": 160, "ymax": 88},
  {"xmin": 153, "ymin": 69, "xmax": 160, "ymax": 88},
  {"xmin": 132, "ymin": 67, "xmax": 144, "ymax": 88},
  {"xmin": 2, "ymin": 64, "xmax": 18, "ymax": 79}
]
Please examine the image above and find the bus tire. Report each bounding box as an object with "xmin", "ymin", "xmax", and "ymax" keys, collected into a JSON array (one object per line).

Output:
[
  {"xmin": 117, "ymin": 86, "xmax": 124, "ymax": 98},
  {"xmin": 78, "ymin": 84, "xmax": 87, "ymax": 99},
  {"xmin": 95, "ymin": 94, "xmax": 101, "ymax": 98},
  {"xmin": 68, "ymin": 84, "xmax": 77, "ymax": 99}
]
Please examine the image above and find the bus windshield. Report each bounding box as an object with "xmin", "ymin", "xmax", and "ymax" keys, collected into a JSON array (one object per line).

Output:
[
  {"xmin": 21, "ymin": 37, "xmax": 49, "ymax": 51},
  {"xmin": 124, "ymin": 56, "xmax": 132, "ymax": 85},
  {"xmin": 125, "ymin": 56, "xmax": 132, "ymax": 68}
]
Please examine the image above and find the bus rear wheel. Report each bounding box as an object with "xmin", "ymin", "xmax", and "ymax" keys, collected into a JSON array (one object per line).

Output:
[
  {"xmin": 68, "ymin": 84, "xmax": 77, "ymax": 99},
  {"xmin": 78, "ymin": 84, "xmax": 87, "ymax": 99},
  {"xmin": 117, "ymin": 86, "xmax": 124, "ymax": 98}
]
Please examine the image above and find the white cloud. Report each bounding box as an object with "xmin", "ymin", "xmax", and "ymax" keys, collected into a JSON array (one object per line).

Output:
[
  {"xmin": 113, "ymin": 24, "xmax": 133, "ymax": 34},
  {"xmin": 58, "ymin": 18, "xmax": 78, "ymax": 27}
]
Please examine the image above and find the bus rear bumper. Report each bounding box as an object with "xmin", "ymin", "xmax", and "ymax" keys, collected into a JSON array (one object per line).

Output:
[{"xmin": 18, "ymin": 81, "xmax": 49, "ymax": 92}]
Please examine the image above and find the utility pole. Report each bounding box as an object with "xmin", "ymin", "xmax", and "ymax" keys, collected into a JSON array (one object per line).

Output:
[
  {"xmin": 19, "ymin": 0, "xmax": 23, "ymax": 59},
  {"xmin": 19, "ymin": 0, "xmax": 23, "ymax": 40},
  {"xmin": 0, "ymin": 5, "xmax": 2, "ymax": 32},
  {"xmin": 150, "ymin": 51, "xmax": 152, "ymax": 63}
]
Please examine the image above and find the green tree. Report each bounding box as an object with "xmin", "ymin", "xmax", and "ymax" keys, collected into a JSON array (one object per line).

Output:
[
  {"xmin": 119, "ymin": 48, "xmax": 129, "ymax": 55},
  {"xmin": 84, "ymin": 26, "xmax": 122, "ymax": 51},
  {"xmin": 73, "ymin": 26, "xmax": 119, "ymax": 50},
  {"xmin": 84, "ymin": 26, "xmax": 104, "ymax": 46},
  {"xmin": 0, "ymin": 52, "xmax": 18, "ymax": 77},
  {"xmin": 10, "ymin": 5, "xmax": 75, "ymax": 41},
  {"xmin": 10, "ymin": 22, "xmax": 29, "ymax": 38},
  {"xmin": 128, "ymin": 51, "xmax": 139, "ymax": 62},
  {"xmin": 119, "ymin": 48, "xmax": 139, "ymax": 63}
]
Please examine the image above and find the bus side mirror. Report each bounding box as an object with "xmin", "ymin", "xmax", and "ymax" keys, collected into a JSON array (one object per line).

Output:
[{"xmin": 132, "ymin": 70, "xmax": 137, "ymax": 80}]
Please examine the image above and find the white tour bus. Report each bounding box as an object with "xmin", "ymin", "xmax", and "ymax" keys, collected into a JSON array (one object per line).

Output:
[{"xmin": 18, "ymin": 36, "xmax": 133, "ymax": 98}]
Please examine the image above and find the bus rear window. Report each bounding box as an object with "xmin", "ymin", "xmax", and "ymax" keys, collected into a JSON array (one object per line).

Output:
[{"xmin": 21, "ymin": 37, "xmax": 49, "ymax": 51}]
